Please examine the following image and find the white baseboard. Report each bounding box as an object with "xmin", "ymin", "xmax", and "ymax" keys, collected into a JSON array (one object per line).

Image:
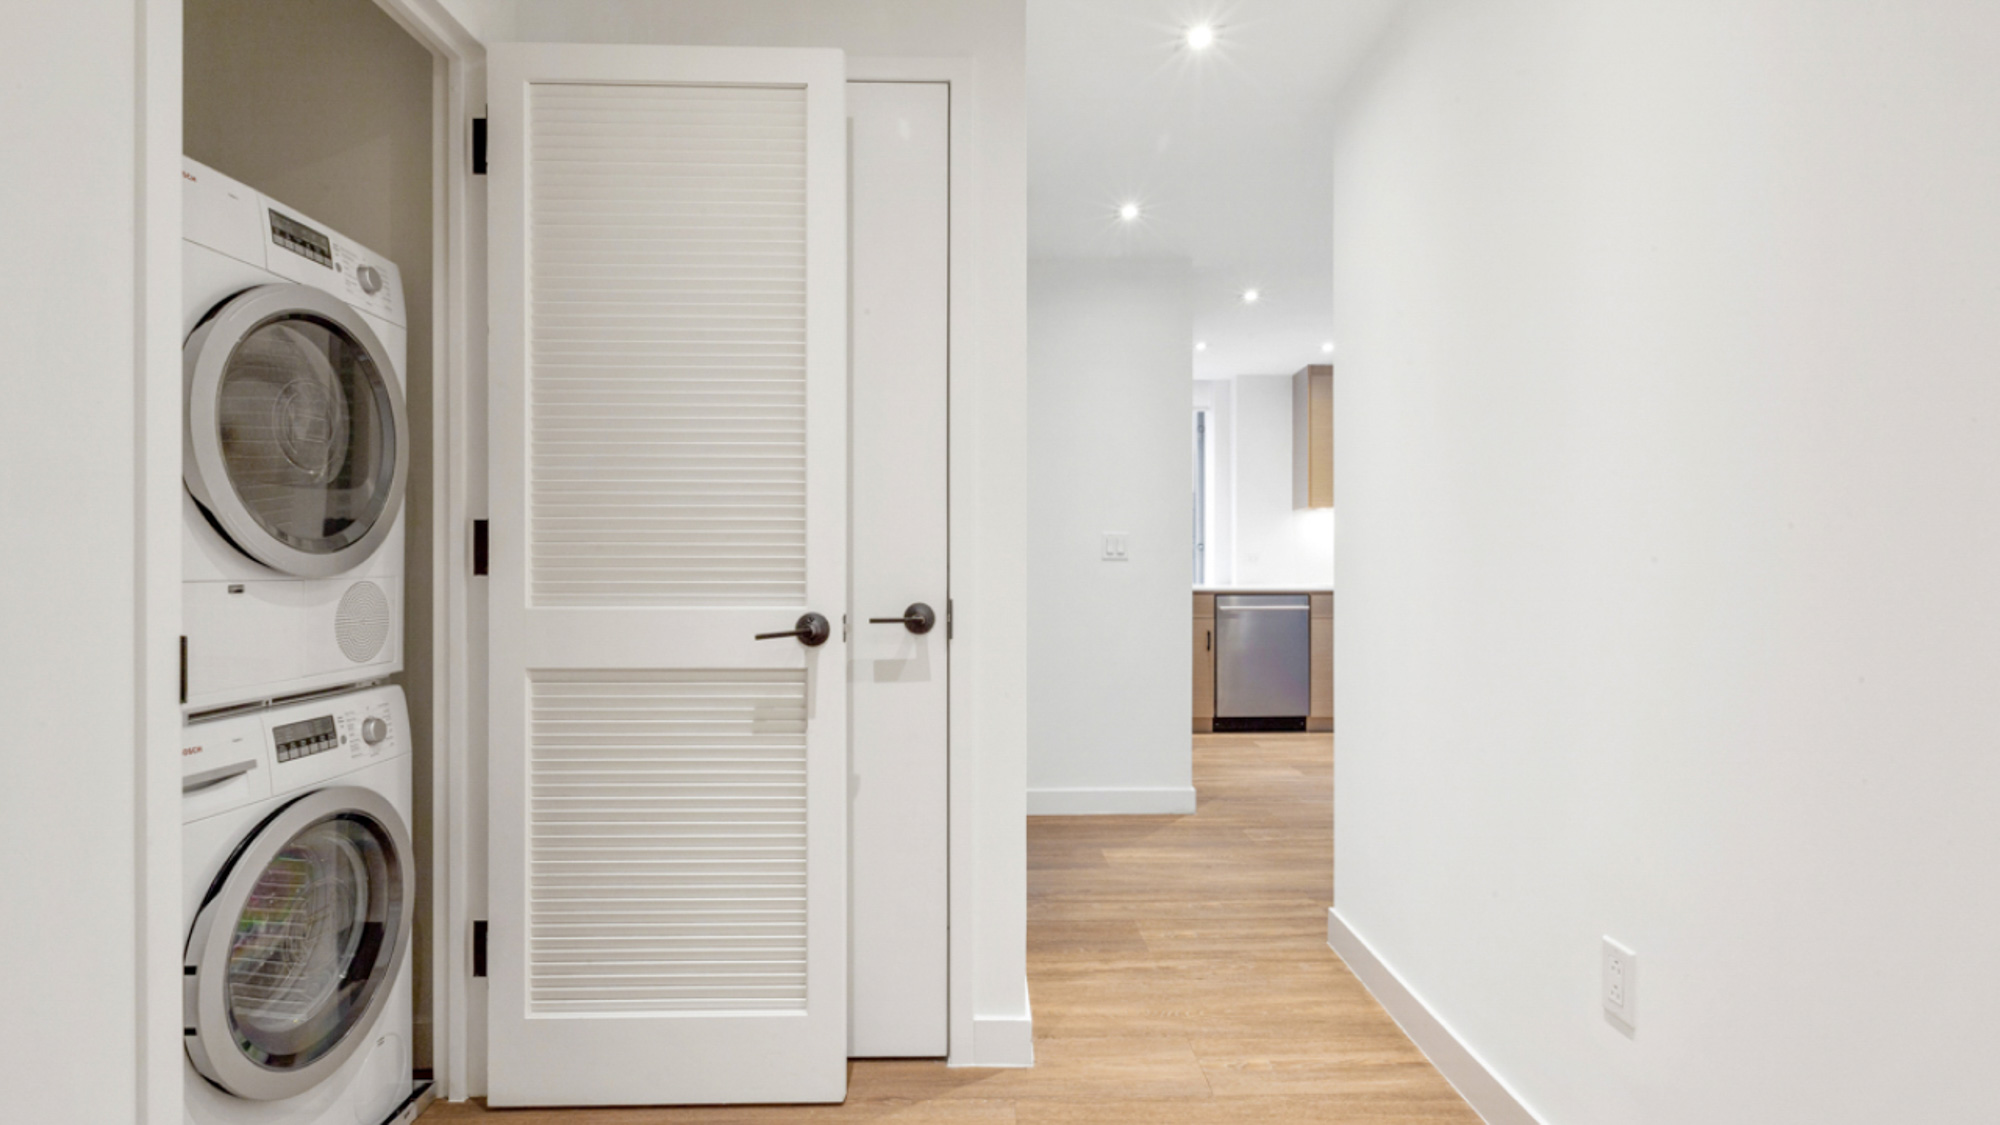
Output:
[
  {"xmin": 1327, "ymin": 908, "xmax": 1543, "ymax": 1125},
  {"xmin": 1026, "ymin": 786, "xmax": 1197, "ymax": 816},
  {"xmin": 959, "ymin": 1007, "xmax": 1034, "ymax": 1068}
]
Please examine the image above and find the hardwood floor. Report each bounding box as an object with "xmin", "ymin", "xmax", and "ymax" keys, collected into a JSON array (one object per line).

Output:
[{"xmin": 420, "ymin": 732, "xmax": 1478, "ymax": 1123}]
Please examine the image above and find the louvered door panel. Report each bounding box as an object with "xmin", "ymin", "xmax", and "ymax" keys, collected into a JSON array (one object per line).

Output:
[
  {"xmin": 487, "ymin": 44, "xmax": 847, "ymax": 1108},
  {"xmin": 529, "ymin": 83, "xmax": 809, "ymax": 608},
  {"xmin": 529, "ymin": 671, "xmax": 808, "ymax": 1013}
]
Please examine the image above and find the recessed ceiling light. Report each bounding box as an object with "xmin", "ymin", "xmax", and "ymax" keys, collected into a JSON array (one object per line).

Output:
[
  {"xmin": 1195, "ymin": 341, "xmax": 1208, "ymax": 352},
  {"xmin": 1321, "ymin": 341, "xmax": 1336, "ymax": 354},
  {"xmin": 1186, "ymin": 24, "xmax": 1216, "ymax": 51},
  {"xmin": 1119, "ymin": 202, "xmax": 1141, "ymax": 222},
  {"xmin": 1241, "ymin": 288, "xmax": 1260, "ymax": 304}
]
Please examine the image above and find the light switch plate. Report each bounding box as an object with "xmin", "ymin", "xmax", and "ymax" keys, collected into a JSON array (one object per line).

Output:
[
  {"xmin": 1602, "ymin": 936, "xmax": 1637, "ymax": 1033},
  {"xmin": 1102, "ymin": 532, "xmax": 1130, "ymax": 561}
]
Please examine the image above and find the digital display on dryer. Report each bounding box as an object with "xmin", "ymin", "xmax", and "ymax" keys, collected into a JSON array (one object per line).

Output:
[
  {"xmin": 269, "ymin": 210, "xmax": 333, "ymax": 268},
  {"xmin": 273, "ymin": 715, "xmax": 339, "ymax": 762}
]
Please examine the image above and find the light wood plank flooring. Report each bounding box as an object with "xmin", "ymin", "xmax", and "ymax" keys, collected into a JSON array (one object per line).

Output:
[{"xmin": 421, "ymin": 732, "xmax": 1478, "ymax": 1123}]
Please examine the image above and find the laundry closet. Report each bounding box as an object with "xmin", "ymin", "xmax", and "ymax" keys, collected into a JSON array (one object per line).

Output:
[
  {"xmin": 176, "ymin": 0, "xmax": 1008, "ymax": 1116},
  {"xmin": 182, "ymin": 0, "xmax": 441, "ymax": 1118}
]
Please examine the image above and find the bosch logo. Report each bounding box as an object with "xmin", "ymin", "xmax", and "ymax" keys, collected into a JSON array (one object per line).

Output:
[{"xmin": 183, "ymin": 744, "xmax": 203, "ymax": 757}]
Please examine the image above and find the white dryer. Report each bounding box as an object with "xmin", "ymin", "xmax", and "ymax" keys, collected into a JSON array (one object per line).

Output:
[
  {"xmin": 182, "ymin": 684, "xmax": 417, "ymax": 1125},
  {"xmin": 182, "ymin": 158, "xmax": 409, "ymax": 713}
]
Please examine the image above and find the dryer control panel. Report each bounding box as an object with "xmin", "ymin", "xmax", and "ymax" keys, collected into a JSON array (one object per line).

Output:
[
  {"xmin": 269, "ymin": 210, "xmax": 333, "ymax": 269},
  {"xmin": 181, "ymin": 158, "xmax": 407, "ymax": 329},
  {"xmin": 260, "ymin": 202, "xmax": 407, "ymax": 329}
]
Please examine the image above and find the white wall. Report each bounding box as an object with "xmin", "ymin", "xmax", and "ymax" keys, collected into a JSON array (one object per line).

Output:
[
  {"xmin": 1332, "ymin": 3, "xmax": 2000, "ymax": 1122},
  {"xmin": 441, "ymin": 0, "xmax": 1032, "ymax": 1071},
  {"xmin": 0, "ymin": 0, "xmax": 180, "ymax": 1120},
  {"xmin": 1230, "ymin": 374, "xmax": 1336, "ymax": 589},
  {"xmin": 182, "ymin": 0, "xmax": 439, "ymax": 1064},
  {"xmin": 1027, "ymin": 258, "xmax": 1194, "ymax": 814}
]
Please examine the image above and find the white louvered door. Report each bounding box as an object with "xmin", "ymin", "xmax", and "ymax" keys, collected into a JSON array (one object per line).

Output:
[{"xmin": 485, "ymin": 44, "xmax": 848, "ymax": 1107}]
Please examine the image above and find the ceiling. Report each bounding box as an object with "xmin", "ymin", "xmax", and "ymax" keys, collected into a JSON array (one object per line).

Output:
[{"xmin": 1027, "ymin": 0, "xmax": 1402, "ymax": 379}]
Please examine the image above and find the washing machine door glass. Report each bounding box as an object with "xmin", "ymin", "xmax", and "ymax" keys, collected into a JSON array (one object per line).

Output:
[
  {"xmin": 226, "ymin": 815, "xmax": 389, "ymax": 1068},
  {"xmin": 185, "ymin": 284, "xmax": 408, "ymax": 579},
  {"xmin": 185, "ymin": 787, "xmax": 412, "ymax": 1101}
]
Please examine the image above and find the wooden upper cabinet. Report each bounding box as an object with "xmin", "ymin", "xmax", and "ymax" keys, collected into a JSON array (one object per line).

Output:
[{"xmin": 1293, "ymin": 364, "xmax": 1333, "ymax": 510}]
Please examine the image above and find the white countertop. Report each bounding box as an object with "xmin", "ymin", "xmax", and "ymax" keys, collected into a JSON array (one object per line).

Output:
[{"xmin": 1194, "ymin": 585, "xmax": 1333, "ymax": 594}]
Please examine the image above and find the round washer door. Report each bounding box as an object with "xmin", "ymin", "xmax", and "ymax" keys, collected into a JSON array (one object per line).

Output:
[
  {"xmin": 185, "ymin": 786, "xmax": 412, "ymax": 1102},
  {"xmin": 184, "ymin": 284, "xmax": 408, "ymax": 578}
]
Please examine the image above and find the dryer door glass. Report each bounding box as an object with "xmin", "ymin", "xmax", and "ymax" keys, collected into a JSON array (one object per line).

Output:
[
  {"xmin": 216, "ymin": 313, "xmax": 398, "ymax": 557},
  {"xmin": 223, "ymin": 810, "xmax": 403, "ymax": 1071}
]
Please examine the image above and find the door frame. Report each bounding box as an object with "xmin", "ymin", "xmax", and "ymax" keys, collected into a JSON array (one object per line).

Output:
[
  {"xmin": 138, "ymin": 0, "xmax": 184, "ymax": 1119},
  {"xmin": 373, "ymin": 0, "xmax": 482, "ymax": 1100}
]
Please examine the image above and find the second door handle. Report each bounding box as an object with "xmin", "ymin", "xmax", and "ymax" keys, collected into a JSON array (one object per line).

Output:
[{"xmin": 868, "ymin": 602, "xmax": 937, "ymax": 635}]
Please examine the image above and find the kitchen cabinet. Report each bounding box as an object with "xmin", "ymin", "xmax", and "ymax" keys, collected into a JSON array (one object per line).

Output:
[
  {"xmin": 1293, "ymin": 364, "xmax": 1333, "ymax": 510},
  {"xmin": 1193, "ymin": 592, "xmax": 1216, "ymax": 733},
  {"xmin": 1310, "ymin": 593, "xmax": 1333, "ymax": 731}
]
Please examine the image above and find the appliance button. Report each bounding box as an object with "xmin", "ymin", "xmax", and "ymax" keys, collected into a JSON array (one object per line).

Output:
[
  {"xmin": 357, "ymin": 265, "xmax": 384, "ymax": 294},
  {"xmin": 362, "ymin": 716, "xmax": 389, "ymax": 745}
]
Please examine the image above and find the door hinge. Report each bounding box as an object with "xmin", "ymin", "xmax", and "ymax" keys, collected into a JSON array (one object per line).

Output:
[
  {"xmin": 472, "ymin": 519, "xmax": 489, "ymax": 576},
  {"xmin": 947, "ymin": 599, "xmax": 955, "ymax": 641},
  {"xmin": 472, "ymin": 117, "xmax": 488, "ymax": 175},
  {"xmin": 842, "ymin": 613, "xmax": 849, "ymax": 642},
  {"xmin": 179, "ymin": 635, "xmax": 188, "ymax": 704},
  {"xmin": 472, "ymin": 920, "xmax": 488, "ymax": 978}
]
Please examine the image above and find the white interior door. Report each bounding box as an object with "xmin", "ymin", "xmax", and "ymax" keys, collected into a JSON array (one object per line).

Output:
[
  {"xmin": 847, "ymin": 80, "xmax": 951, "ymax": 1057},
  {"xmin": 486, "ymin": 43, "xmax": 848, "ymax": 1107}
]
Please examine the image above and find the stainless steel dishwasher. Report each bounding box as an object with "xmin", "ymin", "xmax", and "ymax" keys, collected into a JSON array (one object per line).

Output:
[{"xmin": 1215, "ymin": 594, "xmax": 1312, "ymax": 726}]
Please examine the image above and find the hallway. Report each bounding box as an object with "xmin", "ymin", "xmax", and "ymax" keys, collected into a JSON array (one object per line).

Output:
[
  {"xmin": 1014, "ymin": 731, "xmax": 1476, "ymax": 1122},
  {"xmin": 424, "ymin": 733, "xmax": 1476, "ymax": 1122}
]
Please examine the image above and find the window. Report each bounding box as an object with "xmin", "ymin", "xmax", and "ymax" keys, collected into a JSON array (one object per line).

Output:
[{"xmin": 1193, "ymin": 407, "xmax": 1211, "ymax": 584}]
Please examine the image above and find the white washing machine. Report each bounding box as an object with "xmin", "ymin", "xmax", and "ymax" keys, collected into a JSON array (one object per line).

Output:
[
  {"xmin": 182, "ymin": 157, "xmax": 408, "ymax": 714},
  {"xmin": 182, "ymin": 684, "xmax": 417, "ymax": 1125}
]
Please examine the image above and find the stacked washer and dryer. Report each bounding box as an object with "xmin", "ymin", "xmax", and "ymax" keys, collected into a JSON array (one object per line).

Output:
[{"xmin": 179, "ymin": 158, "xmax": 421, "ymax": 1125}]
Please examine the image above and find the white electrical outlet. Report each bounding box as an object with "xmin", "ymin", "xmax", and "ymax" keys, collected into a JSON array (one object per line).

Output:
[
  {"xmin": 1602, "ymin": 936, "xmax": 1637, "ymax": 1031},
  {"xmin": 1102, "ymin": 532, "xmax": 1130, "ymax": 561}
]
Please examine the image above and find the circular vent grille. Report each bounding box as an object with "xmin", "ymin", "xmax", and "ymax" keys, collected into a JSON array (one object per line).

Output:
[{"xmin": 335, "ymin": 581, "xmax": 390, "ymax": 663}]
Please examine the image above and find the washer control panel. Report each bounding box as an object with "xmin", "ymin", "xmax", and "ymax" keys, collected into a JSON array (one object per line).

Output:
[
  {"xmin": 273, "ymin": 714, "xmax": 339, "ymax": 763},
  {"xmin": 262, "ymin": 685, "xmax": 407, "ymax": 794},
  {"xmin": 183, "ymin": 684, "xmax": 409, "ymax": 816}
]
